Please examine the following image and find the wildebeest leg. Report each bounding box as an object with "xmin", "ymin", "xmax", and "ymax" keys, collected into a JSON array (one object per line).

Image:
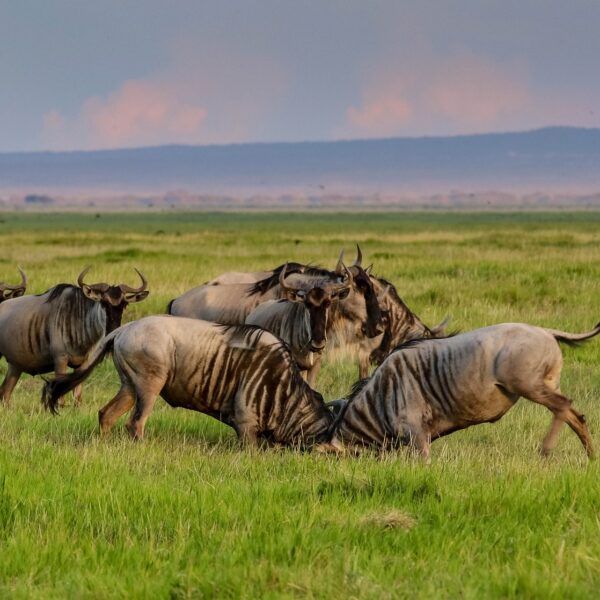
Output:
[
  {"xmin": 412, "ymin": 429, "xmax": 432, "ymax": 463},
  {"xmin": 0, "ymin": 364, "xmax": 22, "ymax": 405},
  {"xmin": 236, "ymin": 425, "xmax": 259, "ymax": 447},
  {"xmin": 98, "ymin": 385, "xmax": 135, "ymax": 434},
  {"xmin": 72, "ymin": 383, "xmax": 83, "ymax": 406},
  {"xmin": 125, "ymin": 381, "xmax": 163, "ymax": 440},
  {"xmin": 357, "ymin": 351, "xmax": 370, "ymax": 379},
  {"xmin": 528, "ymin": 387, "xmax": 594, "ymax": 458},
  {"xmin": 541, "ymin": 417, "xmax": 565, "ymax": 457},
  {"xmin": 53, "ymin": 356, "xmax": 71, "ymax": 407},
  {"xmin": 307, "ymin": 356, "xmax": 322, "ymax": 387}
]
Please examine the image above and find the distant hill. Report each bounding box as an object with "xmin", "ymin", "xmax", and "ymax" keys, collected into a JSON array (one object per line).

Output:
[{"xmin": 1, "ymin": 127, "xmax": 600, "ymax": 199}]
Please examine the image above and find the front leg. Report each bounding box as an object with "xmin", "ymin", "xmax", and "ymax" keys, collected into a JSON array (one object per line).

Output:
[
  {"xmin": 53, "ymin": 355, "xmax": 70, "ymax": 408},
  {"xmin": 0, "ymin": 363, "xmax": 23, "ymax": 406}
]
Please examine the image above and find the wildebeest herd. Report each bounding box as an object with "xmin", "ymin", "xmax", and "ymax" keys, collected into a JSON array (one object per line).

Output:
[{"xmin": 0, "ymin": 247, "xmax": 597, "ymax": 460}]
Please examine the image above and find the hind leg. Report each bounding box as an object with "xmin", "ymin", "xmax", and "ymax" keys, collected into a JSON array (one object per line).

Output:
[
  {"xmin": 73, "ymin": 383, "xmax": 83, "ymax": 406},
  {"xmin": 541, "ymin": 417, "xmax": 565, "ymax": 457},
  {"xmin": 98, "ymin": 385, "xmax": 135, "ymax": 434},
  {"xmin": 0, "ymin": 364, "xmax": 22, "ymax": 405},
  {"xmin": 125, "ymin": 380, "xmax": 164, "ymax": 441},
  {"xmin": 528, "ymin": 387, "xmax": 593, "ymax": 458}
]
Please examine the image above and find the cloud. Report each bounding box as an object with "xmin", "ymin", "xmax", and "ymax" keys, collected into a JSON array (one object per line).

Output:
[
  {"xmin": 41, "ymin": 44, "xmax": 288, "ymax": 150},
  {"xmin": 43, "ymin": 80, "xmax": 207, "ymax": 150},
  {"xmin": 341, "ymin": 50, "xmax": 531, "ymax": 138}
]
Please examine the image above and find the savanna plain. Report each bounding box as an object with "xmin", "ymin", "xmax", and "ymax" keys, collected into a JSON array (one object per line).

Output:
[{"xmin": 0, "ymin": 211, "xmax": 599, "ymax": 599}]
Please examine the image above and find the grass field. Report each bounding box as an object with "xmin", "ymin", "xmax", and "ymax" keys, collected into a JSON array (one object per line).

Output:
[{"xmin": 0, "ymin": 211, "xmax": 599, "ymax": 599}]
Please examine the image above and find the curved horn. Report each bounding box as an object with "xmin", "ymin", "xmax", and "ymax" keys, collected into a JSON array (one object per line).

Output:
[
  {"xmin": 329, "ymin": 262, "xmax": 353, "ymax": 293},
  {"xmin": 430, "ymin": 317, "xmax": 450, "ymax": 336},
  {"xmin": 77, "ymin": 266, "xmax": 92, "ymax": 288},
  {"xmin": 0, "ymin": 266, "xmax": 28, "ymax": 291},
  {"xmin": 335, "ymin": 250, "xmax": 345, "ymax": 274},
  {"xmin": 278, "ymin": 263, "xmax": 292, "ymax": 293},
  {"xmin": 352, "ymin": 244, "xmax": 363, "ymax": 267},
  {"xmin": 120, "ymin": 268, "xmax": 148, "ymax": 294}
]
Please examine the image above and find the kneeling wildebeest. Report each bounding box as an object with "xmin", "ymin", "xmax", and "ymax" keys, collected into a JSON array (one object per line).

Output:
[
  {"xmin": 0, "ymin": 267, "xmax": 27, "ymax": 302},
  {"xmin": 328, "ymin": 322, "xmax": 599, "ymax": 460},
  {"xmin": 0, "ymin": 267, "xmax": 149, "ymax": 404},
  {"xmin": 42, "ymin": 316, "xmax": 334, "ymax": 447}
]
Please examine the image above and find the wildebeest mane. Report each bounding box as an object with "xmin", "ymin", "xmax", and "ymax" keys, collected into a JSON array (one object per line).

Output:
[
  {"xmin": 390, "ymin": 330, "xmax": 460, "ymax": 354},
  {"xmin": 247, "ymin": 263, "xmax": 335, "ymax": 296},
  {"xmin": 40, "ymin": 283, "xmax": 77, "ymax": 302},
  {"xmin": 218, "ymin": 323, "xmax": 271, "ymax": 350},
  {"xmin": 375, "ymin": 277, "xmax": 415, "ymax": 316}
]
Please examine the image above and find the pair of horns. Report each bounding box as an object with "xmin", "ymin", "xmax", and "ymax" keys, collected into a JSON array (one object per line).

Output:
[
  {"xmin": 279, "ymin": 262, "xmax": 353, "ymax": 295},
  {"xmin": 0, "ymin": 267, "xmax": 27, "ymax": 292},
  {"xmin": 335, "ymin": 244, "xmax": 366, "ymax": 272},
  {"xmin": 77, "ymin": 266, "xmax": 148, "ymax": 293}
]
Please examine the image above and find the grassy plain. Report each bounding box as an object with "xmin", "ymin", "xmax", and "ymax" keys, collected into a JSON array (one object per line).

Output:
[{"xmin": 0, "ymin": 211, "xmax": 599, "ymax": 599}]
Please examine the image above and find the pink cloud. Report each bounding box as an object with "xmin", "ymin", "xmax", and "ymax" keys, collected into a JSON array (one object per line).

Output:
[
  {"xmin": 44, "ymin": 80, "xmax": 207, "ymax": 149},
  {"xmin": 346, "ymin": 92, "xmax": 412, "ymax": 136},
  {"xmin": 426, "ymin": 53, "xmax": 529, "ymax": 127},
  {"xmin": 341, "ymin": 50, "xmax": 531, "ymax": 138},
  {"xmin": 82, "ymin": 80, "xmax": 207, "ymax": 147},
  {"xmin": 41, "ymin": 42, "xmax": 288, "ymax": 150}
]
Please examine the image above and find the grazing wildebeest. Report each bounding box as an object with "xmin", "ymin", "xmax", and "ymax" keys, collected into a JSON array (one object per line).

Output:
[
  {"xmin": 328, "ymin": 322, "xmax": 599, "ymax": 460},
  {"xmin": 42, "ymin": 316, "xmax": 334, "ymax": 446},
  {"xmin": 0, "ymin": 267, "xmax": 149, "ymax": 404},
  {"xmin": 367, "ymin": 275, "xmax": 448, "ymax": 370},
  {"xmin": 245, "ymin": 264, "xmax": 353, "ymax": 383},
  {"xmin": 0, "ymin": 267, "xmax": 27, "ymax": 302}
]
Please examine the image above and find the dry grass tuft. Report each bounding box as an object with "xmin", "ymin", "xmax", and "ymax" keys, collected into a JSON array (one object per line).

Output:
[{"xmin": 361, "ymin": 509, "xmax": 416, "ymax": 530}]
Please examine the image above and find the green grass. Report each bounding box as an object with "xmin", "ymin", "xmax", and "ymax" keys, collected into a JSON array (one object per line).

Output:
[{"xmin": 0, "ymin": 211, "xmax": 599, "ymax": 598}]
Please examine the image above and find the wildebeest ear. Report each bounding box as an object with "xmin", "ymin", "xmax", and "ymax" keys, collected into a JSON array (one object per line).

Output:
[
  {"xmin": 6, "ymin": 289, "xmax": 25, "ymax": 299},
  {"xmin": 80, "ymin": 284, "xmax": 104, "ymax": 302},
  {"xmin": 337, "ymin": 288, "xmax": 350, "ymax": 300},
  {"xmin": 364, "ymin": 264, "xmax": 373, "ymax": 275},
  {"xmin": 124, "ymin": 290, "xmax": 149, "ymax": 303}
]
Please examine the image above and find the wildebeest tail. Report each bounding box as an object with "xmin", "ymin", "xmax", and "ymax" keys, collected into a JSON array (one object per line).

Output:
[
  {"xmin": 166, "ymin": 298, "xmax": 175, "ymax": 314},
  {"xmin": 545, "ymin": 321, "xmax": 600, "ymax": 347},
  {"xmin": 41, "ymin": 333, "xmax": 117, "ymax": 414}
]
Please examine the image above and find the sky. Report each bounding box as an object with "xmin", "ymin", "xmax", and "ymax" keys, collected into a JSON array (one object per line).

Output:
[{"xmin": 1, "ymin": 1, "xmax": 600, "ymax": 152}]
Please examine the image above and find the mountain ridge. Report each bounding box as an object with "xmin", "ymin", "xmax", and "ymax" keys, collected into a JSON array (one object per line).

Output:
[{"xmin": 1, "ymin": 127, "xmax": 600, "ymax": 194}]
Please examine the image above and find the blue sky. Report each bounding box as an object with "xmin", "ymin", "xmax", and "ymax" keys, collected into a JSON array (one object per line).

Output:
[{"xmin": 1, "ymin": 1, "xmax": 599, "ymax": 151}]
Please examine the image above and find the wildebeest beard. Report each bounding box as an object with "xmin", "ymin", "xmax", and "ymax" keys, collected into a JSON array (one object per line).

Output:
[{"xmin": 100, "ymin": 286, "xmax": 129, "ymax": 333}]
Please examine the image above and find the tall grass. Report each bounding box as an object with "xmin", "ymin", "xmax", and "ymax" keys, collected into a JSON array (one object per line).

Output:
[{"xmin": 0, "ymin": 212, "xmax": 599, "ymax": 598}]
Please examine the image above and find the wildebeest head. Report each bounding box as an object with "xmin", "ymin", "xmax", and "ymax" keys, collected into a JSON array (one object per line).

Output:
[
  {"xmin": 0, "ymin": 267, "xmax": 27, "ymax": 301},
  {"xmin": 369, "ymin": 279, "xmax": 449, "ymax": 366},
  {"xmin": 78, "ymin": 266, "xmax": 150, "ymax": 332},
  {"xmin": 279, "ymin": 263, "xmax": 352, "ymax": 352},
  {"xmin": 336, "ymin": 245, "xmax": 384, "ymax": 339}
]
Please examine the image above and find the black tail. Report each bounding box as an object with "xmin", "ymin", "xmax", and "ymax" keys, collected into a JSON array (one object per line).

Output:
[
  {"xmin": 166, "ymin": 298, "xmax": 175, "ymax": 314},
  {"xmin": 41, "ymin": 337, "xmax": 115, "ymax": 414},
  {"xmin": 547, "ymin": 321, "xmax": 600, "ymax": 347}
]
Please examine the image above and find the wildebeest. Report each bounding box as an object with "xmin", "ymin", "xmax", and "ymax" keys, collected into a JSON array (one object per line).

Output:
[
  {"xmin": 329, "ymin": 322, "xmax": 599, "ymax": 459},
  {"xmin": 0, "ymin": 267, "xmax": 27, "ymax": 301},
  {"xmin": 206, "ymin": 262, "xmax": 306, "ymax": 287},
  {"xmin": 367, "ymin": 275, "xmax": 448, "ymax": 370},
  {"xmin": 167, "ymin": 264, "xmax": 337, "ymax": 324},
  {"xmin": 168, "ymin": 249, "xmax": 383, "ymax": 347},
  {"xmin": 0, "ymin": 267, "xmax": 149, "ymax": 404},
  {"xmin": 245, "ymin": 264, "xmax": 353, "ymax": 383},
  {"xmin": 42, "ymin": 316, "xmax": 334, "ymax": 446}
]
